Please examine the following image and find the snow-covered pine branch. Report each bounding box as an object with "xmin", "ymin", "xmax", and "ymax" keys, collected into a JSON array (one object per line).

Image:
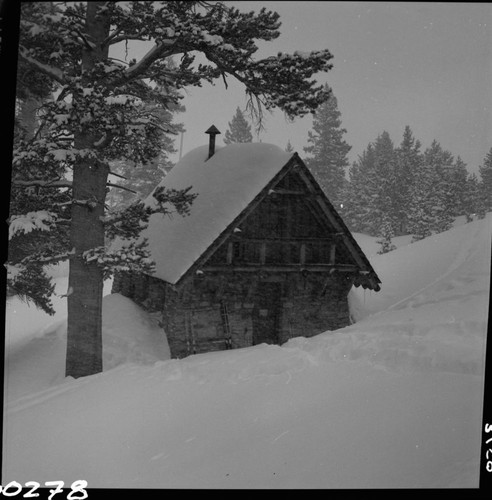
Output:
[
  {"xmin": 20, "ymin": 248, "xmax": 76, "ymax": 266},
  {"xmin": 102, "ymin": 185, "xmax": 197, "ymax": 241},
  {"xmin": 12, "ymin": 179, "xmax": 73, "ymax": 189},
  {"xmin": 8, "ymin": 211, "xmax": 58, "ymax": 239},
  {"xmin": 6, "ymin": 262, "xmax": 57, "ymax": 315},
  {"xmin": 18, "ymin": 46, "xmax": 66, "ymax": 85},
  {"xmin": 82, "ymin": 241, "xmax": 156, "ymax": 280},
  {"xmin": 116, "ymin": 43, "xmax": 180, "ymax": 85}
]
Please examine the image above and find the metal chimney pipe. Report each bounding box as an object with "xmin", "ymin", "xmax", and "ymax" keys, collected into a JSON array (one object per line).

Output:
[{"xmin": 205, "ymin": 125, "xmax": 221, "ymax": 159}]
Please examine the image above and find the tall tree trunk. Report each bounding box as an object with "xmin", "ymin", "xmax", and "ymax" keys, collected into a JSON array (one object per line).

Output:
[
  {"xmin": 66, "ymin": 152, "xmax": 108, "ymax": 377},
  {"xmin": 66, "ymin": 2, "xmax": 110, "ymax": 378}
]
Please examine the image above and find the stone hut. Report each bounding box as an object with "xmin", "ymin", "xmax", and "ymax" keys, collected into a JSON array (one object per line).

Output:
[{"xmin": 112, "ymin": 127, "xmax": 381, "ymax": 358}]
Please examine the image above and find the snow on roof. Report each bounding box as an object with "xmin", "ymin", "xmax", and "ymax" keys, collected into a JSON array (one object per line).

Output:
[{"xmin": 143, "ymin": 142, "xmax": 292, "ymax": 284}]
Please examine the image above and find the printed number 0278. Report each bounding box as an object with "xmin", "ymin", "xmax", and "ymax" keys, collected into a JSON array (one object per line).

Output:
[{"xmin": 0, "ymin": 480, "xmax": 88, "ymax": 499}]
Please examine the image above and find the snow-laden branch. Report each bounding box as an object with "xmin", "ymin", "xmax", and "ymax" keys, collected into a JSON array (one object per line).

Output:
[
  {"xmin": 21, "ymin": 248, "xmax": 76, "ymax": 266},
  {"xmin": 18, "ymin": 46, "xmax": 66, "ymax": 85},
  {"xmin": 9, "ymin": 211, "xmax": 58, "ymax": 239},
  {"xmin": 93, "ymin": 132, "xmax": 114, "ymax": 149},
  {"xmin": 82, "ymin": 241, "xmax": 156, "ymax": 279},
  {"xmin": 115, "ymin": 42, "xmax": 180, "ymax": 85},
  {"xmin": 12, "ymin": 179, "xmax": 73, "ymax": 189}
]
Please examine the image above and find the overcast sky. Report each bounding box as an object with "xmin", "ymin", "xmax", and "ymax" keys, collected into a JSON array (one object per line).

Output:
[{"xmin": 123, "ymin": 1, "xmax": 492, "ymax": 176}]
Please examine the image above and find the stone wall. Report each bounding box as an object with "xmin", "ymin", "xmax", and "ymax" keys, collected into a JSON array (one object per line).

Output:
[
  {"xmin": 113, "ymin": 270, "xmax": 354, "ymax": 359},
  {"xmin": 278, "ymin": 272, "xmax": 353, "ymax": 344},
  {"xmin": 161, "ymin": 273, "xmax": 254, "ymax": 358}
]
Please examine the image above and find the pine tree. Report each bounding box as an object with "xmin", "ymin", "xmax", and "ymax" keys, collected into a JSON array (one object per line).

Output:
[
  {"xmin": 303, "ymin": 84, "xmax": 351, "ymax": 208},
  {"xmin": 10, "ymin": 1, "xmax": 334, "ymax": 378},
  {"xmin": 344, "ymin": 145, "xmax": 376, "ymax": 233},
  {"xmin": 372, "ymin": 131, "xmax": 398, "ymax": 233},
  {"xmin": 343, "ymin": 131, "xmax": 397, "ymax": 235},
  {"xmin": 479, "ymin": 147, "xmax": 492, "ymax": 212},
  {"xmin": 447, "ymin": 156, "xmax": 469, "ymax": 218},
  {"xmin": 425, "ymin": 140, "xmax": 455, "ymax": 233},
  {"xmin": 393, "ymin": 126, "xmax": 422, "ymax": 234},
  {"xmin": 407, "ymin": 140, "xmax": 454, "ymax": 241},
  {"xmin": 376, "ymin": 215, "xmax": 397, "ymax": 254},
  {"xmin": 407, "ymin": 159, "xmax": 436, "ymax": 242},
  {"xmin": 407, "ymin": 176, "xmax": 434, "ymax": 242},
  {"xmin": 285, "ymin": 140, "xmax": 294, "ymax": 153},
  {"xmin": 463, "ymin": 173, "xmax": 486, "ymax": 221},
  {"xmin": 223, "ymin": 107, "xmax": 253, "ymax": 144}
]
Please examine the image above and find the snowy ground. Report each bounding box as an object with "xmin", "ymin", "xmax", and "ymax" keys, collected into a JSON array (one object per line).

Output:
[{"xmin": 2, "ymin": 215, "xmax": 490, "ymax": 489}]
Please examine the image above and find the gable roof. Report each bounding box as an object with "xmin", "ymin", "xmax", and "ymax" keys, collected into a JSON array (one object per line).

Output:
[
  {"xmin": 141, "ymin": 143, "xmax": 292, "ymax": 284},
  {"xmin": 136, "ymin": 142, "xmax": 381, "ymax": 291}
]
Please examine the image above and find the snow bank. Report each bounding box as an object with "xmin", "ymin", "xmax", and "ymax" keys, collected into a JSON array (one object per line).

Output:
[
  {"xmin": 102, "ymin": 293, "xmax": 170, "ymax": 370},
  {"xmin": 4, "ymin": 287, "xmax": 167, "ymax": 401}
]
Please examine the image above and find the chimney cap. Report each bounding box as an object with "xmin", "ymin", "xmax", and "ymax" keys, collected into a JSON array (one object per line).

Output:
[{"xmin": 205, "ymin": 125, "xmax": 221, "ymax": 135}]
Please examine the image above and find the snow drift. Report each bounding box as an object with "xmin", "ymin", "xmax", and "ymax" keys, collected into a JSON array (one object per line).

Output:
[{"xmin": 2, "ymin": 215, "xmax": 490, "ymax": 488}]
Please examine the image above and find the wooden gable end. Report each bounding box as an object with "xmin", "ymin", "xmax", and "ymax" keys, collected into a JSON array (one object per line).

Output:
[
  {"xmin": 206, "ymin": 169, "xmax": 356, "ymax": 268},
  {"xmin": 200, "ymin": 162, "xmax": 357, "ymax": 270},
  {"xmin": 173, "ymin": 153, "xmax": 380, "ymax": 291}
]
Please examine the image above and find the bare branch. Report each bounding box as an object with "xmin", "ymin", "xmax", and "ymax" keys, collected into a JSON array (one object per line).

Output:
[
  {"xmin": 221, "ymin": 71, "xmax": 229, "ymax": 90},
  {"xmin": 107, "ymin": 182, "xmax": 138, "ymax": 194},
  {"xmin": 102, "ymin": 27, "xmax": 123, "ymax": 46},
  {"xmin": 108, "ymin": 170, "xmax": 128, "ymax": 180},
  {"xmin": 105, "ymin": 33, "xmax": 150, "ymax": 46}
]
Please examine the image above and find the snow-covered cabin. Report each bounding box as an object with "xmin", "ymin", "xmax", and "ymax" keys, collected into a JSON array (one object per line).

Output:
[{"xmin": 112, "ymin": 127, "xmax": 381, "ymax": 358}]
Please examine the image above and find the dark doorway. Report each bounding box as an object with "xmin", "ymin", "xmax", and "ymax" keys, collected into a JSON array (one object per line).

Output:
[{"xmin": 252, "ymin": 282, "xmax": 282, "ymax": 345}]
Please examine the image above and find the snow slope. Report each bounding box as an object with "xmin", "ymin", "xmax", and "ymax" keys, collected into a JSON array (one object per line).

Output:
[{"xmin": 2, "ymin": 215, "xmax": 490, "ymax": 489}]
